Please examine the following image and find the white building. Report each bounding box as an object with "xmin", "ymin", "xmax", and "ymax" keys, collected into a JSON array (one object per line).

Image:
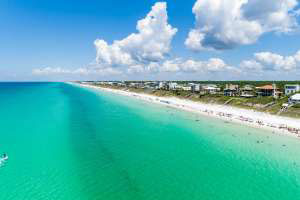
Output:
[
  {"xmin": 182, "ymin": 86, "xmax": 192, "ymax": 91},
  {"xmin": 129, "ymin": 82, "xmax": 138, "ymax": 87},
  {"xmin": 145, "ymin": 81, "xmax": 158, "ymax": 89},
  {"xmin": 240, "ymin": 85, "xmax": 255, "ymax": 98},
  {"xmin": 175, "ymin": 85, "xmax": 183, "ymax": 90},
  {"xmin": 203, "ymin": 85, "xmax": 220, "ymax": 94},
  {"xmin": 285, "ymin": 84, "xmax": 300, "ymax": 95},
  {"xmin": 191, "ymin": 84, "xmax": 200, "ymax": 92},
  {"xmin": 168, "ymin": 82, "xmax": 177, "ymax": 90},
  {"xmin": 289, "ymin": 94, "xmax": 300, "ymax": 104},
  {"xmin": 158, "ymin": 82, "xmax": 167, "ymax": 89}
]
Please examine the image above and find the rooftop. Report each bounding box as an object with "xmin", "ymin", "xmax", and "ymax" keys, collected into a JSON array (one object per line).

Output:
[
  {"xmin": 256, "ymin": 85, "xmax": 274, "ymax": 90},
  {"xmin": 290, "ymin": 94, "xmax": 300, "ymax": 100}
]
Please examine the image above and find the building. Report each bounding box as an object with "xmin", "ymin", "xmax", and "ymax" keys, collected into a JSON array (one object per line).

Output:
[
  {"xmin": 240, "ymin": 85, "xmax": 255, "ymax": 98},
  {"xmin": 129, "ymin": 82, "xmax": 144, "ymax": 88},
  {"xmin": 182, "ymin": 86, "xmax": 192, "ymax": 91},
  {"xmin": 176, "ymin": 85, "xmax": 185, "ymax": 90},
  {"xmin": 116, "ymin": 82, "xmax": 126, "ymax": 87},
  {"xmin": 256, "ymin": 85, "xmax": 273, "ymax": 96},
  {"xmin": 129, "ymin": 82, "xmax": 137, "ymax": 87},
  {"xmin": 203, "ymin": 85, "xmax": 220, "ymax": 95},
  {"xmin": 285, "ymin": 84, "xmax": 300, "ymax": 95},
  {"xmin": 289, "ymin": 94, "xmax": 300, "ymax": 104},
  {"xmin": 256, "ymin": 84, "xmax": 282, "ymax": 98},
  {"xmin": 158, "ymin": 82, "xmax": 167, "ymax": 89},
  {"xmin": 145, "ymin": 81, "xmax": 159, "ymax": 89},
  {"xmin": 168, "ymin": 82, "xmax": 178, "ymax": 90},
  {"xmin": 224, "ymin": 84, "xmax": 239, "ymax": 96},
  {"xmin": 191, "ymin": 84, "xmax": 200, "ymax": 93}
]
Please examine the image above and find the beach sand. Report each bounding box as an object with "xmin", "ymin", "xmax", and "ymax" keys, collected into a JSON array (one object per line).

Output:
[{"xmin": 75, "ymin": 83, "xmax": 300, "ymax": 139}]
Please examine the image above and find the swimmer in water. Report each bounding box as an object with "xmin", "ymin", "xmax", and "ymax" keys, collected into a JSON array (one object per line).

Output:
[{"xmin": 2, "ymin": 153, "xmax": 8, "ymax": 160}]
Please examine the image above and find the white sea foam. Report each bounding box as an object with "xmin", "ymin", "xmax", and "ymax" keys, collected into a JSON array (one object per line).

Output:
[{"xmin": 0, "ymin": 157, "xmax": 8, "ymax": 167}]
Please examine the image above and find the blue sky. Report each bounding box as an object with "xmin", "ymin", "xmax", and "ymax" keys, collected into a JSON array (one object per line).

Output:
[{"xmin": 0, "ymin": 0, "xmax": 300, "ymax": 81}]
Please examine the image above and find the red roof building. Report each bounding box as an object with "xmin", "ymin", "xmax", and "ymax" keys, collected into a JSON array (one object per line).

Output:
[{"xmin": 256, "ymin": 84, "xmax": 282, "ymax": 98}]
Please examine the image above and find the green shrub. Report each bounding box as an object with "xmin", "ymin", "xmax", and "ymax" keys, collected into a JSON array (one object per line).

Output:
[{"xmin": 292, "ymin": 104, "xmax": 300, "ymax": 108}]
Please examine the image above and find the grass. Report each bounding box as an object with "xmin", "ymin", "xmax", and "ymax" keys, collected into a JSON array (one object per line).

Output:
[{"xmin": 293, "ymin": 104, "xmax": 300, "ymax": 109}]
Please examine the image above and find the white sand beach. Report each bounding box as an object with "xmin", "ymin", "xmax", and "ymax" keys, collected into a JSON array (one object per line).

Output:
[{"xmin": 76, "ymin": 83, "xmax": 300, "ymax": 139}]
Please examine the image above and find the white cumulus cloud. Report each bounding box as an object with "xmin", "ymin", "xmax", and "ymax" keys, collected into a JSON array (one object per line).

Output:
[
  {"xmin": 240, "ymin": 50, "xmax": 300, "ymax": 72},
  {"xmin": 255, "ymin": 52, "xmax": 297, "ymax": 71},
  {"xmin": 127, "ymin": 65, "xmax": 145, "ymax": 74},
  {"xmin": 32, "ymin": 67, "xmax": 73, "ymax": 75},
  {"xmin": 180, "ymin": 58, "xmax": 236, "ymax": 73},
  {"xmin": 136, "ymin": 57, "xmax": 240, "ymax": 74},
  {"xmin": 32, "ymin": 67, "xmax": 121, "ymax": 76},
  {"xmin": 240, "ymin": 60, "xmax": 263, "ymax": 71},
  {"xmin": 160, "ymin": 59, "xmax": 182, "ymax": 72},
  {"xmin": 186, "ymin": 0, "xmax": 299, "ymax": 51},
  {"xmin": 94, "ymin": 2, "xmax": 177, "ymax": 70}
]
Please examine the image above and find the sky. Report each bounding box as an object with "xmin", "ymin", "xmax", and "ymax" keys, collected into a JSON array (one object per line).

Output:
[{"xmin": 0, "ymin": 0, "xmax": 300, "ymax": 81}]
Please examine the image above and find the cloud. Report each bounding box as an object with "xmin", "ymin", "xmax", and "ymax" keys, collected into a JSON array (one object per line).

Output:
[
  {"xmin": 30, "ymin": 1, "xmax": 300, "ymax": 81},
  {"xmin": 152, "ymin": 50, "xmax": 300, "ymax": 75},
  {"xmin": 185, "ymin": 0, "xmax": 299, "ymax": 51},
  {"xmin": 32, "ymin": 67, "xmax": 121, "ymax": 76},
  {"xmin": 129, "ymin": 57, "xmax": 240, "ymax": 74},
  {"xmin": 182, "ymin": 58, "xmax": 238, "ymax": 73},
  {"xmin": 94, "ymin": 2, "xmax": 177, "ymax": 70},
  {"xmin": 254, "ymin": 52, "xmax": 297, "ymax": 71},
  {"xmin": 32, "ymin": 67, "xmax": 74, "ymax": 75},
  {"xmin": 240, "ymin": 50, "xmax": 300, "ymax": 72},
  {"xmin": 160, "ymin": 59, "xmax": 181, "ymax": 72},
  {"xmin": 32, "ymin": 2, "xmax": 176, "ymax": 79},
  {"xmin": 127, "ymin": 65, "xmax": 145, "ymax": 74},
  {"xmin": 295, "ymin": 50, "xmax": 300, "ymax": 62},
  {"xmin": 240, "ymin": 60, "xmax": 263, "ymax": 71}
]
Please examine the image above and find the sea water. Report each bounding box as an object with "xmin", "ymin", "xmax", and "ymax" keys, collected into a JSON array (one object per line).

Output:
[{"xmin": 0, "ymin": 82, "xmax": 299, "ymax": 200}]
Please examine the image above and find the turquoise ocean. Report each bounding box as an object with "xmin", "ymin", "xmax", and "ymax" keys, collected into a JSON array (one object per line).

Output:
[{"xmin": 0, "ymin": 82, "xmax": 300, "ymax": 200}]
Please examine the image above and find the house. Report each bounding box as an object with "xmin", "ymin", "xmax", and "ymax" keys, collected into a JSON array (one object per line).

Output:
[
  {"xmin": 175, "ymin": 84, "xmax": 184, "ymax": 90},
  {"xmin": 289, "ymin": 94, "xmax": 300, "ymax": 104},
  {"xmin": 224, "ymin": 84, "xmax": 239, "ymax": 96},
  {"xmin": 182, "ymin": 86, "xmax": 192, "ymax": 91},
  {"xmin": 256, "ymin": 85, "xmax": 273, "ymax": 96},
  {"xmin": 129, "ymin": 82, "xmax": 137, "ymax": 87},
  {"xmin": 168, "ymin": 82, "xmax": 178, "ymax": 90},
  {"xmin": 129, "ymin": 82, "xmax": 144, "ymax": 88},
  {"xmin": 273, "ymin": 85, "xmax": 283, "ymax": 99},
  {"xmin": 158, "ymin": 82, "xmax": 167, "ymax": 89},
  {"xmin": 116, "ymin": 82, "xmax": 126, "ymax": 87},
  {"xmin": 285, "ymin": 84, "xmax": 300, "ymax": 95},
  {"xmin": 203, "ymin": 85, "xmax": 220, "ymax": 95},
  {"xmin": 256, "ymin": 84, "xmax": 282, "ymax": 98},
  {"xmin": 240, "ymin": 85, "xmax": 255, "ymax": 98},
  {"xmin": 145, "ymin": 81, "xmax": 159, "ymax": 89},
  {"xmin": 190, "ymin": 84, "xmax": 200, "ymax": 93}
]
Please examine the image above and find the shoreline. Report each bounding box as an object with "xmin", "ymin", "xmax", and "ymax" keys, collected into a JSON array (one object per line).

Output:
[{"xmin": 74, "ymin": 83, "xmax": 300, "ymax": 139}]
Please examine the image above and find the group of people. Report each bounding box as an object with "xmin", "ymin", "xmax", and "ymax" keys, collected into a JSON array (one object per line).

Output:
[
  {"xmin": 279, "ymin": 125, "xmax": 300, "ymax": 136},
  {"xmin": 199, "ymin": 108, "xmax": 300, "ymax": 138}
]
